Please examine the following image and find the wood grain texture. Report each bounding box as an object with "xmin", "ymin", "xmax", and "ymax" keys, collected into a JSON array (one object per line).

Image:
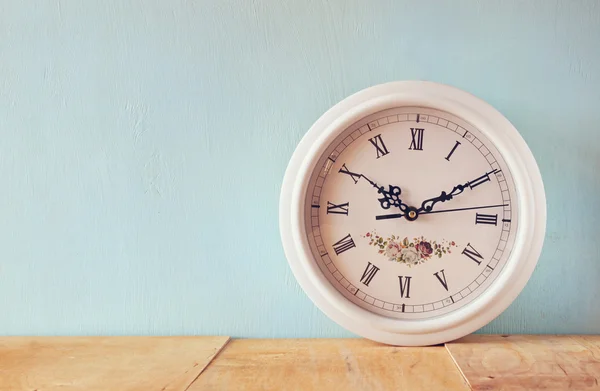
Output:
[
  {"xmin": 0, "ymin": 336, "xmax": 230, "ymax": 391},
  {"xmin": 446, "ymin": 335, "xmax": 600, "ymax": 390},
  {"xmin": 189, "ymin": 338, "xmax": 470, "ymax": 391}
]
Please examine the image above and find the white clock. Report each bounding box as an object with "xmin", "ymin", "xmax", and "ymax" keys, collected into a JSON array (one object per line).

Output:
[{"xmin": 279, "ymin": 81, "xmax": 546, "ymax": 346}]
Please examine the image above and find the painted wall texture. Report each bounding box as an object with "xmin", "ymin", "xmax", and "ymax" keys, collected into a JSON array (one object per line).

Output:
[{"xmin": 0, "ymin": 0, "xmax": 599, "ymax": 337}]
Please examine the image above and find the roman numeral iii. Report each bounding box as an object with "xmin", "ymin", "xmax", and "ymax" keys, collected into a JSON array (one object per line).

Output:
[
  {"xmin": 433, "ymin": 269, "xmax": 449, "ymax": 291},
  {"xmin": 398, "ymin": 276, "xmax": 412, "ymax": 298},
  {"xmin": 327, "ymin": 201, "xmax": 349, "ymax": 215},
  {"xmin": 409, "ymin": 128, "xmax": 424, "ymax": 150},
  {"xmin": 368, "ymin": 134, "xmax": 390, "ymax": 159},
  {"xmin": 332, "ymin": 234, "xmax": 356, "ymax": 255},
  {"xmin": 360, "ymin": 262, "xmax": 380, "ymax": 286},
  {"xmin": 475, "ymin": 213, "xmax": 498, "ymax": 225},
  {"xmin": 338, "ymin": 164, "xmax": 362, "ymax": 184},
  {"xmin": 462, "ymin": 243, "xmax": 483, "ymax": 265}
]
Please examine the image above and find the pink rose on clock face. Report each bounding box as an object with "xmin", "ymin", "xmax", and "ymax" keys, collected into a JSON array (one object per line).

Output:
[
  {"xmin": 385, "ymin": 242, "xmax": 401, "ymax": 257},
  {"xmin": 415, "ymin": 241, "xmax": 433, "ymax": 258},
  {"xmin": 363, "ymin": 232, "xmax": 457, "ymax": 266}
]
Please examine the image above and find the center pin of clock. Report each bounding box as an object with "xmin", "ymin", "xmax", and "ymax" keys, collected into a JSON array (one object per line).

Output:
[{"xmin": 405, "ymin": 207, "xmax": 419, "ymax": 222}]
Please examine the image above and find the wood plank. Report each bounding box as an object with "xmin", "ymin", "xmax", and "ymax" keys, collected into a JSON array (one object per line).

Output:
[
  {"xmin": 446, "ymin": 335, "xmax": 600, "ymax": 390},
  {"xmin": 0, "ymin": 336, "xmax": 230, "ymax": 391},
  {"xmin": 189, "ymin": 338, "xmax": 470, "ymax": 391},
  {"xmin": 572, "ymin": 335, "xmax": 600, "ymax": 360}
]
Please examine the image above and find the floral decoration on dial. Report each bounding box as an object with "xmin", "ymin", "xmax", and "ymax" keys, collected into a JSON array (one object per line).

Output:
[{"xmin": 363, "ymin": 231, "xmax": 457, "ymax": 267}]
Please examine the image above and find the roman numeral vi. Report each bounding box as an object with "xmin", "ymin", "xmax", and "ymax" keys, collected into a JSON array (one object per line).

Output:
[{"xmin": 398, "ymin": 276, "xmax": 412, "ymax": 298}]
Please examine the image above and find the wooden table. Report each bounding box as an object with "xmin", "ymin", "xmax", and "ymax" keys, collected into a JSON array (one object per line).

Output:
[{"xmin": 1, "ymin": 335, "xmax": 598, "ymax": 390}]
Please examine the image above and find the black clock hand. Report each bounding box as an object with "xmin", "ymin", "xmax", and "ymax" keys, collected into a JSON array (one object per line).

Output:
[
  {"xmin": 375, "ymin": 211, "xmax": 405, "ymax": 220},
  {"xmin": 357, "ymin": 173, "xmax": 380, "ymax": 191},
  {"xmin": 376, "ymin": 203, "xmax": 507, "ymax": 220},
  {"xmin": 416, "ymin": 169, "xmax": 499, "ymax": 213},
  {"xmin": 376, "ymin": 184, "xmax": 410, "ymax": 213},
  {"xmin": 338, "ymin": 164, "xmax": 409, "ymax": 213}
]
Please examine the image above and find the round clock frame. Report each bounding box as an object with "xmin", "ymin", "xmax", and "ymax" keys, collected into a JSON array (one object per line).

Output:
[{"xmin": 279, "ymin": 81, "xmax": 546, "ymax": 346}]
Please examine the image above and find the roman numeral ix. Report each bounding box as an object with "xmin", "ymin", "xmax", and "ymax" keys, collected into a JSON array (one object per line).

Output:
[
  {"xmin": 475, "ymin": 213, "xmax": 498, "ymax": 226},
  {"xmin": 332, "ymin": 234, "xmax": 356, "ymax": 255},
  {"xmin": 462, "ymin": 243, "xmax": 484, "ymax": 265},
  {"xmin": 360, "ymin": 262, "xmax": 380, "ymax": 286},
  {"xmin": 327, "ymin": 201, "xmax": 349, "ymax": 215},
  {"xmin": 368, "ymin": 134, "xmax": 390, "ymax": 159},
  {"xmin": 409, "ymin": 128, "xmax": 424, "ymax": 150},
  {"xmin": 398, "ymin": 276, "xmax": 412, "ymax": 298}
]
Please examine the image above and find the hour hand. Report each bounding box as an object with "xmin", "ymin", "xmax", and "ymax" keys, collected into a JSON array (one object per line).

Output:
[
  {"xmin": 417, "ymin": 169, "xmax": 499, "ymax": 213},
  {"xmin": 417, "ymin": 185, "xmax": 467, "ymax": 214}
]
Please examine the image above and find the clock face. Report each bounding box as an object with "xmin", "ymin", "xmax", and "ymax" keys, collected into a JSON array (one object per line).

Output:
[{"xmin": 304, "ymin": 106, "xmax": 518, "ymax": 320}]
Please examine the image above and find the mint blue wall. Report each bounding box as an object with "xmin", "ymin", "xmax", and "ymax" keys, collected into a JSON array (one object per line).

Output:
[{"xmin": 0, "ymin": 1, "xmax": 599, "ymax": 337}]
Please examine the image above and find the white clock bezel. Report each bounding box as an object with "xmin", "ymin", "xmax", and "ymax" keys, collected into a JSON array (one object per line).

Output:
[{"xmin": 279, "ymin": 81, "xmax": 546, "ymax": 346}]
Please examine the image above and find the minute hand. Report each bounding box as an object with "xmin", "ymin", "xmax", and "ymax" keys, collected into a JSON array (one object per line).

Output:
[
  {"xmin": 337, "ymin": 164, "xmax": 410, "ymax": 213},
  {"xmin": 416, "ymin": 169, "xmax": 499, "ymax": 213},
  {"xmin": 357, "ymin": 174, "xmax": 410, "ymax": 213}
]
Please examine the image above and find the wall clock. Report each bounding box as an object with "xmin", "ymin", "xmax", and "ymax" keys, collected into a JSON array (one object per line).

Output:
[{"xmin": 279, "ymin": 81, "xmax": 546, "ymax": 346}]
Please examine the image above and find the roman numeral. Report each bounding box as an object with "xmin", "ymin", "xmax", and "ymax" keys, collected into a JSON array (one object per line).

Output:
[
  {"xmin": 409, "ymin": 128, "xmax": 424, "ymax": 150},
  {"xmin": 332, "ymin": 234, "xmax": 356, "ymax": 255},
  {"xmin": 360, "ymin": 262, "xmax": 380, "ymax": 286},
  {"xmin": 433, "ymin": 269, "xmax": 449, "ymax": 291},
  {"xmin": 462, "ymin": 243, "xmax": 483, "ymax": 265},
  {"xmin": 338, "ymin": 164, "xmax": 361, "ymax": 184},
  {"xmin": 398, "ymin": 276, "xmax": 412, "ymax": 298},
  {"xmin": 468, "ymin": 169, "xmax": 499, "ymax": 189},
  {"xmin": 475, "ymin": 213, "xmax": 498, "ymax": 226},
  {"xmin": 327, "ymin": 201, "xmax": 349, "ymax": 215},
  {"xmin": 368, "ymin": 134, "xmax": 390, "ymax": 159},
  {"xmin": 445, "ymin": 141, "xmax": 461, "ymax": 161}
]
